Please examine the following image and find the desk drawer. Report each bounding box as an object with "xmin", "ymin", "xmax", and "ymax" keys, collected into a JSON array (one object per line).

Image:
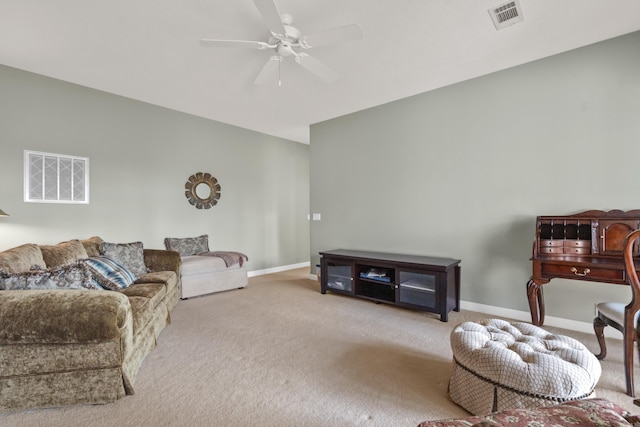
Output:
[
  {"xmin": 540, "ymin": 240, "xmax": 563, "ymax": 247},
  {"xmin": 540, "ymin": 247, "xmax": 564, "ymax": 254},
  {"xmin": 541, "ymin": 264, "xmax": 625, "ymax": 283},
  {"xmin": 539, "ymin": 246, "xmax": 591, "ymax": 255},
  {"xmin": 539, "ymin": 239, "xmax": 592, "ymax": 255},
  {"xmin": 563, "ymin": 247, "xmax": 591, "ymax": 255},
  {"xmin": 564, "ymin": 240, "xmax": 591, "ymax": 248}
]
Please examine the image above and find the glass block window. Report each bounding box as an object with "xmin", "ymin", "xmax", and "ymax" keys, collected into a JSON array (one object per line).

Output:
[{"xmin": 24, "ymin": 150, "xmax": 89, "ymax": 204}]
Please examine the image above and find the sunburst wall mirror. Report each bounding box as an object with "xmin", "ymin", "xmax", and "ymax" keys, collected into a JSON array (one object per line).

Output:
[{"xmin": 185, "ymin": 172, "xmax": 221, "ymax": 209}]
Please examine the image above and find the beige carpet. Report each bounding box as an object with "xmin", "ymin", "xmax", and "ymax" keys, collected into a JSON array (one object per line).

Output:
[{"xmin": 1, "ymin": 268, "xmax": 639, "ymax": 426}]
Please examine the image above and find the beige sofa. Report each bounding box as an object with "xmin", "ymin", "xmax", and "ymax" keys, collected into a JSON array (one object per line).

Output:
[{"xmin": 0, "ymin": 236, "xmax": 181, "ymax": 411}]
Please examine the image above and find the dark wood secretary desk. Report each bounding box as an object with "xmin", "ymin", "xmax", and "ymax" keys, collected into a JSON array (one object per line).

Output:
[{"xmin": 527, "ymin": 210, "xmax": 640, "ymax": 326}]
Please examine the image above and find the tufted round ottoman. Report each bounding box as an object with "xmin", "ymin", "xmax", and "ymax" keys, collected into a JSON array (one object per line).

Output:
[{"xmin": 448, "ymin": 319, "xmax": 601, "ymax": 415}]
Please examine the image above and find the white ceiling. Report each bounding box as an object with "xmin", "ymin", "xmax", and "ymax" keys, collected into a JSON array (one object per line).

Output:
[{"xmin": 1, "ymin": 1, "xmax": 639, "ymax": 144}]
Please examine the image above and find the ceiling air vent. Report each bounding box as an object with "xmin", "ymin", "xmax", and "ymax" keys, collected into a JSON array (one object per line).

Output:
[{"xmin": 489, "ymin": 0, "xmax": 524, "ymax": 30}]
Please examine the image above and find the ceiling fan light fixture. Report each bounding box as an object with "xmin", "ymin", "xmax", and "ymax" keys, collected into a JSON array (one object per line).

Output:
[
  {"xmin": 200, "ymin": 0, "xmax": 363, "ymax": 85},
  {"xmin": 277, "ymin": 41, "xmax": 296, "ymax": 57}
]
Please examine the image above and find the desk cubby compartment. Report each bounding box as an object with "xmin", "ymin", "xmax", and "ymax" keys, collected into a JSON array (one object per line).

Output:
[
  {"xmin": 398, "ymin": 271, "xmax": 436, "ymax": 309},
  {"xmin": 326, "ymin": 263, "xmax": 353, "ymax": 292},
  {"xmin": 539, "ymin": 221, "xmax": 592, "ymax": 241},
  {"xmin": 567, "ymin": 223, "xmax": 592, "ymax": 240},
  {"xmin": 538, "ymin": 219, "xmax": 593, "ymax": 255}
]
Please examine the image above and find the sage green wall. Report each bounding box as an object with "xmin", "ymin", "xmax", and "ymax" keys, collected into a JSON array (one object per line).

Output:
[
  {"xmin": 0, "ymin": 64, "xmax": 310, "ymax": 272},
  {"xmin": 310, "ymin": 31, "xmax": 640, "ymax": 324}
]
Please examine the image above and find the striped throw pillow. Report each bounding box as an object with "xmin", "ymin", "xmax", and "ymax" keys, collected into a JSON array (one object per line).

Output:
[{"xmin": 83, "ymin": 256, "xmax": 135, "ymax": 290}]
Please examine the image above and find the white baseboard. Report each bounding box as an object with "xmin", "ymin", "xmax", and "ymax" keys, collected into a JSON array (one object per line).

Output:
[
  {"xmin": 459, "ymin": 301, "xmax": 603, "ymax": 336},
  {"xmin": 248, "ymin": 261, "xmax": 310, "ymax": 278},
  {"xmin": 307, "ymin": 273, "xmax": 606, "ymax": 337}
]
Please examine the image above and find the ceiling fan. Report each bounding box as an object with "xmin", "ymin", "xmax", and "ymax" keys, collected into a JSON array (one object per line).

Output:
[{"xmin": 199, "ymin": 0, "xmax": 363, "ymax": 85}]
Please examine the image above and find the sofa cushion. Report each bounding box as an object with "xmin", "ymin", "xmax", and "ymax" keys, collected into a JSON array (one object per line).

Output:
[
  {"xmin": 83, "ymin": 256, "xmax": 135, "ymax": 291},
  {"xmin": 80, "ymin": 236, "xmax": 104, "ymax": 257},
  {"xmin": 119, "ymin": 283, "xmax": 166, "ymax": 309},
  {"xmin": 100, "ymin": 241, "xmax": 147, "ymax": 278},
  {"xmin": 0, "ymin": 261, "xmax": 101, "ymax": 290},
  {"xmin": 40, "ymin": 240, "xmax": 89, "ymax": 268},
  {"xmin": 135, "ymin": 270, "xmax": 176, "ymax": 283},
  {"xmin": 164, "ymin": 235, "xmax": 209, "ymax": 256},
  {"xmin": 136, "ymin": 270, "xmax": 177, "ymax": 291},
  {"xmin": 0, "ymin": 243, "xmax": 46, "ymax": 273},
  {"xmin": 180, "ymin": 254, "xmax": 228, "ymax": 275}
]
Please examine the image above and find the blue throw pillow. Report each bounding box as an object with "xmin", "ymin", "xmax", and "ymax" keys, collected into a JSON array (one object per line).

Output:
[{"xmin": 83, "ymin": 256, "xmax": 135, "ymax": 291}]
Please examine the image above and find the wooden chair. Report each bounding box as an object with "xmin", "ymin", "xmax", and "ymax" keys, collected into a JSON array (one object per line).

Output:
[{"xmin": 593, "ymin": 229, "xmax": 640, "ymax": 397}]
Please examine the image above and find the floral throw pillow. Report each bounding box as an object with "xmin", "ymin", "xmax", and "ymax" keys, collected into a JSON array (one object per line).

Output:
[
  {"xmin": 0, "ymin": 261, "xmax": 102, "ymax": 290},
  {"xmin": 99, "ymin": 241, "xmax": 147, "ymax": 278},
  {"xmin": 164, "ymin": 235, "xmax": 209, "ymax": 257}
]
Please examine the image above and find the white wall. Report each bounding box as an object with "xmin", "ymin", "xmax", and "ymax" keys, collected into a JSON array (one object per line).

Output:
[
  {"xmin": 309, "ymin": 31, "xmax": 640, "ymax": 324},
  {"xmin": 0, "ymin": 64, "xmax": 310, "ymax": 272}
]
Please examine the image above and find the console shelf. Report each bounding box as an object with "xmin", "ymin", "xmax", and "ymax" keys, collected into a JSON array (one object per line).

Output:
[{"xmin": 320, "ymin": 249, "xmax": 461, "ymax": 322}]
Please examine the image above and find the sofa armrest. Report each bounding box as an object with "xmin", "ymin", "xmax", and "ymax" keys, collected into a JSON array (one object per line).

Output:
[
  {"xmin": 144, "ymin": 249, "xmax": 181, "ymax": 276},
  {"xmin": 0, "ymin": 290, "xmax": 130, "ymax": 344}
]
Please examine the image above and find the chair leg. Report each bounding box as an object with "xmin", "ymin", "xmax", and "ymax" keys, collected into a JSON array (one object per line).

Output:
[
  {"xmin": 625, "ymin": 327, "xmax": 635, "ymax": 397},
  {"xmin": 593, "ymin": 316, "xmax": 607, "ymax": 360},
  {"xmin": 636, "ymin": 327, "xmax": 640, "ymax": 405}
]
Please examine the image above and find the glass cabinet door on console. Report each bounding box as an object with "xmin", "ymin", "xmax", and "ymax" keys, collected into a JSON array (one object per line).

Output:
[
  {"xmin": 322, "ymin": 260, "xmax": 353, "ymax": 294},
  {"xmin": 397, "ymin": 270, "xmax": 436, "ymax": 310}
]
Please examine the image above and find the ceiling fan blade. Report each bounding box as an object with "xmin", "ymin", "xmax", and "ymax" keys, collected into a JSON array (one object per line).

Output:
[
  {"xmin": 254, "ymin": 56, "xmax": 282, "ymax": 85},
  {"xmin": 300, "ymin": 24, "xmax": 363, "ymax": 48},
  {"xmin": 253, "ymin": 0, "xmax": 286, "ymax": 36},
  {"xmin": 200, "ymin": 39, "xmax": 270, "ymax": 49},
  {"xmin": 294, "ymin": 53, "xmax": 338, "ymax": 83}
]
